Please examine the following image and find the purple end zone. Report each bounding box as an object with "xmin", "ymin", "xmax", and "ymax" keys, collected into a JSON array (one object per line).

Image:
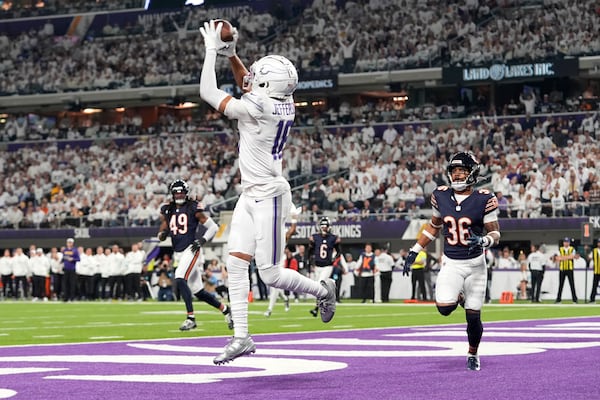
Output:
[{"xmin": 0, "ymin": 317, "xmax": 597, "ymax": 400}]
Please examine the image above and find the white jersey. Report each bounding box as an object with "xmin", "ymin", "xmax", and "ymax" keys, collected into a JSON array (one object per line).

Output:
[{"xmin": 225, "ymin": 92, "xmax": 294, "ymax": 198}]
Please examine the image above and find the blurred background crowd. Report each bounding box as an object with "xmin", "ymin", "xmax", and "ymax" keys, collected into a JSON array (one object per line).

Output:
[{"xmin": 0, "ymin": 0, "xmax": 599, "ymax": 231}]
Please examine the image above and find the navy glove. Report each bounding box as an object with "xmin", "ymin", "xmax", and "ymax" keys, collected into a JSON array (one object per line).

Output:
[
  {"xmin": 467, "ymin": 234, "xmax": 492, "ymax": 251},
  {"xmin": 191, "ymin": 238, "xmax": 207, "ymax": 253},
  {"xmin": 403, "ymin": 251, "xmax": 417, "ymax": 276},
  {"xmin": 158, "ymin": 231, "xmax": 168, "ymax": 241}
]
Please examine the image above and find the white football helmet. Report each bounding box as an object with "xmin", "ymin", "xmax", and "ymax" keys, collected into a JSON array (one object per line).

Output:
[{"xmin": 243, "ymin": 55, "xmax": 298, "ymax": 99}]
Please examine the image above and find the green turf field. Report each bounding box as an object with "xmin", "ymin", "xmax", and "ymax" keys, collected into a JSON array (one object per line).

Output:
[{"xmin": 0, "ymin": 299, "xmax": 598, "ymax": 346}]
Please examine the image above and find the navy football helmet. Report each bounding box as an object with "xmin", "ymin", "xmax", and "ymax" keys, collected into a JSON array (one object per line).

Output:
[
  {"xmin": 319, "ymin": 216, "xmax": 331, "ymax": 234},
  {"xmin": 169, "ymin": 179, "xmax": 189, "ymax": 205},
  {"xmin": 446, "ymin": 152, "xmax": 480, "ymax": 191}
]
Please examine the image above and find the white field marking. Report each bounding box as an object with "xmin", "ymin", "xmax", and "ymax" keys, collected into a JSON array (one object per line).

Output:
[
  {"xmin": 35, "ymin": 355, "xmax": 347, "ymax": 384},
  {"xmin": 128, "ymin": 338, "xmax": 600, "ymax": 358},
  {"xmin": 0, "ymin": 388, "xmax": 17, "ymax": 399},
  {"xmin": 32, "ymin": 335, "xmax": 64, "ymax": 339},
  {"xmin": 140, "ymin": 310, "xmax": 186, "ymax": 315},
  {"xmin": 0, "ymin": 334, "xmax": 8, "ymax": 336},
  {"xmin": 0, "ymin": 368, "xmax": 68, "ymax": 376},
  {"xmin": 141, "ymin": 310, "xmax": 220, "ymax": 316},
  {"xmin": 280, "ymin": 324, "xmax": 303, "ymax": 328},
  {"xmin": 0, "ymin": 355, "xmax": 346, "ymax": 385},
  {"xmin": 89, "ymin": 336, "xmax": 124, "ymax": 340},
  {"xmin": 412, "ymin": 326, "xmax": 600, "ymax": 332},
  {"xmin": 0, "ymin": 321, "xmax": 179, "ymax": 332},
  {"xmin": 2, "ymin": 316, "xmax": 598, "ymax": 350},
  {"xmin": 388, "ymin": 331, "xmax": 600, "ymax": 339}
]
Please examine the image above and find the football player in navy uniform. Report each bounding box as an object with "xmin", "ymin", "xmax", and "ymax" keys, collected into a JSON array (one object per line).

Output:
[
  {"xmin": 157, "ymin": 179, "xmax": 233, "ymax": 331},
  {"xmin": 404, "ymin": 152, "xmax": 500, "ymax": 371},
  {"xmin": 307, "ymin": 217, "xmax": 346, "ymax": 316}
]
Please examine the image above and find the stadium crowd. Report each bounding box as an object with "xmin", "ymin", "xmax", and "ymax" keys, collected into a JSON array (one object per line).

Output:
[
  {"xmin": 0, "ymin": 107, "xmax": 599, "ymax": 230},
  {"xmin": 0, "ymin": 0, "xmax": 599, "ymax": 229},
  {"xmin": 0, "ymin": 0, "xmax": 144, "ymax": 20},
  {"xmin": 1, "ymin": 0, "xmax": 600, "ymax": 96}
]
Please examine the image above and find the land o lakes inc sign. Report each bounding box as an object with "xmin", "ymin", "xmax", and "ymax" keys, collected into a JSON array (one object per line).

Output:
[{"xmin": 442, "ymin": 59, "xmax": 579, "ymax": 84}]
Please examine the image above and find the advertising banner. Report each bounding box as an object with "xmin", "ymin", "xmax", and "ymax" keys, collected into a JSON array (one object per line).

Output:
[{"xmin": 442, "ymin": 59, "xmax": 579, "ymax": 84}]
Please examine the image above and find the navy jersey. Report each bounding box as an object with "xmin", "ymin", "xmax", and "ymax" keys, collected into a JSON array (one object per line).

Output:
[
  {"xmin": 431, "ymin": 186, "xmax": 498, "ymax": 260},
  {"xmin": 310, "ymin": 233, "xmax": 339, "ymax": 267},
  {"xmin": 160, "ymin": 200, "xmax": 201, "ymax": 252}
]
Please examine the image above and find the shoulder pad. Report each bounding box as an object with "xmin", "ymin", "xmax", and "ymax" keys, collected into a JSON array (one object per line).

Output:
[{"xmin": 242, "ymin": 92, "xmax": 266, "ymax": 119}]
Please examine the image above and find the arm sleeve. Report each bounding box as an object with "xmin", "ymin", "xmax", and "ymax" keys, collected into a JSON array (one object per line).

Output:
[
  {"xmin": 201, "ymin": 217, "xmax": 219, "ymax": 243},
  {"xmin": 199, "ymin": 48, "xmax": 229, "ymax": 110}
]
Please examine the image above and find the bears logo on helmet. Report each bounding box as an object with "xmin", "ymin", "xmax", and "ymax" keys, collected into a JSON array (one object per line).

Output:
[
  {"xmin": 319, "ymin": 216, "xmax": 331, "ymax": 234},
  {"xmin": 446, "ymin": 152, "xmax": 480, "ymax": 192},
  {"xmin": 169, "ymin": 179, "xmax": 189, "ymax": 205}
]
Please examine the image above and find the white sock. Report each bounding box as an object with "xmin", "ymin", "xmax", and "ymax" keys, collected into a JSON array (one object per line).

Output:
[
  {"xmin": 226, "ymin": 255, "xmax": 250, "ymax": 338},
  {"xmin": 259, "ymin": 265, "xmax": 326, "ymax": 298}
]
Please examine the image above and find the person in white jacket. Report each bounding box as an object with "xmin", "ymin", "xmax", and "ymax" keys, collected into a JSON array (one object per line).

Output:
[
  {"xmin": 48, "ymin": 247, "xmax": 63, "ymax": 300},
  {"xmin": 107, "ymin": 244, "xmax": 125, "ymax": 300},
  {"xmin": 94, "ymin": 246, "xmax": 109, "ymax": 300},
  {"xmin": 0, "ymin": 249, "xmax": 13, "ymax": 299},
  {"xmin": 12, "ymin": 248, "xmax": 30, "ymax": 299},
  {"xmin": 77, "ymin": 248, "xmax": 96, "ymax": 300},
  {"xmin": 31, "ymin": 248, "xmax": 50, "ymax": 301},
  {"xmin": 124, "ymin": 242, "xmax": 145, "ymax": 300}
]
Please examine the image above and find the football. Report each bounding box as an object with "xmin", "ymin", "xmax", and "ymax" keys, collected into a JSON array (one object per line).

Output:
[{"xmin": 214, "ymin": 19, "xmax": 234, "ymax": 42}]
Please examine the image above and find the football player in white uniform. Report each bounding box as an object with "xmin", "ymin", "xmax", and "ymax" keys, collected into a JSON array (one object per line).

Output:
[
  {"xmin": 199, "ymin": 19, "xmax": 337, "ymax": 365},
  {"xmin": 404, "ymin": 152, "xmax": 500, "ymax": 371}
]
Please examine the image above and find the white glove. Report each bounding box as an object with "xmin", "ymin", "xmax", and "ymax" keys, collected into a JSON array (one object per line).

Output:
[
  {"xmin": 217, "ymin": 27, "xmax": 238, "ymax": 58},
  {"xmin": 199, "ymin": 20, "xmax": 222, "ymax": 51}
]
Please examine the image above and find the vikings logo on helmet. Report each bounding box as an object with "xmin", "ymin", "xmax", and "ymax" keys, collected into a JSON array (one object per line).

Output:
[
  {"xmin": 169, "ymin": 179, "xmax": 189, "ymax": 205},
  {"xmin": 242, "ymin": 55, "xmax": 298, "ymax": 99}
]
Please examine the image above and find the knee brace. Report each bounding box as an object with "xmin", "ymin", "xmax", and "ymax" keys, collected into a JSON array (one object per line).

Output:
[
  {"xmin": 466, "ymin": 310, "xmax": 483, "ymax": 349},
  {"xmin": 437, "ymin": 303, "xmax": 458, "ymax": 316}
]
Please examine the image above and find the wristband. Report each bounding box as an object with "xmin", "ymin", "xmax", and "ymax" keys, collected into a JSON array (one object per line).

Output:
[
  {"xmin": 410, "ymin": 243, "xmax": 423, "ymax": 253},
  {"xmin": 422, "ymin": 230, "xmax": 436, "ymax": 241},
  {"xmin": 483, "ymin": 235, "xmax": 494, "ymax": 248}
]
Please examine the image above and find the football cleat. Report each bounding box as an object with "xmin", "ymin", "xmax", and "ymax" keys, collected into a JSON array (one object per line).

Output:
[
  {"xmin": 284, "ymin": 297, "xmax": 290, "ymax": 312},
  {"xmin": 213, "ymin": 335, "xmax": 256, "ymax": 365},
  {"xmin": 264, "ymin": 310, "xmax": 272, "ymax": 317},
  {"xmin": 179, "ymin": 318, "xmax": 197, "ymax": 331},
  {"xmin": 318, "ymin": 279, "xmax": 337, "ymax": 323},
  {"xmin": 309, "ymin": 308, "xmax": 318, "ymax": 317},
  {"xmin": 467, "ymin": 354, "xmax": 480, "ymax": 371}
]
